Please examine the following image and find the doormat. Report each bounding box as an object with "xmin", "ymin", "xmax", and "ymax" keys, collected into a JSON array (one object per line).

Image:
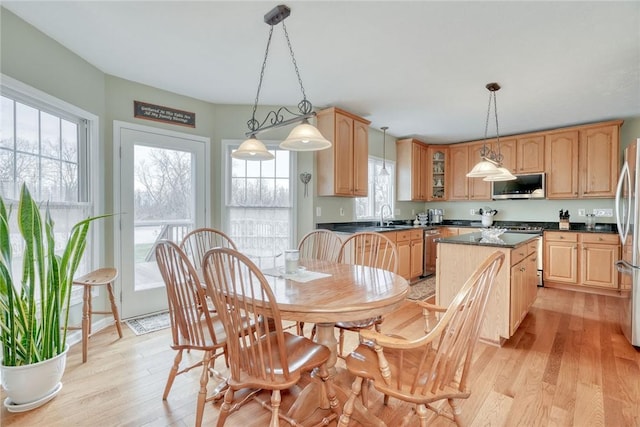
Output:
[
  {"xmin": 407, "ymin": 276, "xmax": 436, "ymax": 301},
  {"xmin": 125, "ymin": 311, "xmax": 170, "ymax": 336}
]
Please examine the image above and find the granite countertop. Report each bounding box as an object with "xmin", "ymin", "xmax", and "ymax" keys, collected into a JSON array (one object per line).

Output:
[
  {"xmin": 440, "ymin": 220, "xmax": 617, "ymax": 234},
  {"xmin": 436, "ymin": 232, "xmax": 540, "ymax": 248}
]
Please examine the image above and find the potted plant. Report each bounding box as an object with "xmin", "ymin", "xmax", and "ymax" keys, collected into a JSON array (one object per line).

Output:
[{"xmin": 0, "ymin": 184, "xmax": 109, "ymax": 410}]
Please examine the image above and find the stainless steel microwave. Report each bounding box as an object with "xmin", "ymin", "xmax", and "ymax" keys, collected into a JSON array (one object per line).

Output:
[{"xmin": 491, "ymin": 173, "xmax": 545, "ymax": 200}]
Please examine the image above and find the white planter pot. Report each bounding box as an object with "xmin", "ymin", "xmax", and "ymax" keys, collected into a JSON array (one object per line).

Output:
[
  {"xmin": 481, "ymin": 215, "xmax": 494, "ymax": 227},
  {"xmin": 1, "ymin": 345, "xmax": 68, "ymax": 408}
]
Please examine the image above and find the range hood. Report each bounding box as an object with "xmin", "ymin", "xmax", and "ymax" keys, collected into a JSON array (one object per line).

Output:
[{"xmin": 491, "ymin": 173, "xmax": 545, "ymax": 200}]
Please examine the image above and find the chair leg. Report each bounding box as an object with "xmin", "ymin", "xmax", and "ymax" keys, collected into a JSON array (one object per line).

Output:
[
  {"xmin": 106, "ymin": 282, "xmax": 123, "ymax": 338},
  {"xmin": 416, "ymin": 404, "xmax": 429, "ymax": 427},
  {"xmin": 448, "ymin": 398, "xmax": 463, "ymax": 426},
  {"xmin": 217, "ymin": 388, "xmax": 234, "ymax": 427},
  {"xmin": 195, "ymin": 350, "xmax": 212, "ymax": 427},
  {"xmin": 338, "ymin": 329, "xmax": 345, "ymax": 357},
  {"xmin": 269, "ymin": 390, "xmax": 281, "ymax": 427},
  {"xmin": 337, "ymin": 376, "xmax": 363, "ymax": 427},
  {"xmin": 163, "ymin": 349, "xmax": 183, "ymax": 400},
  {"xmin": 317, "ymin": 363, "xmax": 340, "ymax": 418},
  {"xmin": 81, "ymin": 285, "xmax": 91, "ymax": 363}
]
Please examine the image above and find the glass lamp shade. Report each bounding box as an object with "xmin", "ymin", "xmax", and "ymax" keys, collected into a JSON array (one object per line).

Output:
[
  {"xmin": 279, "ymin": 122, "xmax": 332, "ymax": 151},
  {"xmin": 379, "ymin": 165, "xmax": 390, "ymax": 177},
  {"xmin": 466, "ymin": 160, "xmax": 502, "ymax": 177},
  {"xmin": 483, "ymin": 167, "xmax": 517, "ymax": 181},
  {"xmin": 231, "ymin": 136, "xmax": 274, "ymax": 161}
]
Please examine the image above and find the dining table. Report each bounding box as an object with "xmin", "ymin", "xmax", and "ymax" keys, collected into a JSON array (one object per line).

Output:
[{"xmin": 261, "ymin": 258, "xmax": 409, "ymax": 426}]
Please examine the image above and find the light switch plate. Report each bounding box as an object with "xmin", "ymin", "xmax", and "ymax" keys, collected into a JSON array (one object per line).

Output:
[
  {"xmin": 316, "ymin": 207, "xmax": 321, "ymax": 217},
  {"xmin": 578, "ymin": 209, "xmax": 585, "ymax": 216}
]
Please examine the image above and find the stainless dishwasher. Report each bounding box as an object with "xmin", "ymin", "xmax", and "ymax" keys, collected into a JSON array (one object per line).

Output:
[{"xmin": 423, "ymin": 228, "xmax": 440, "ymax": 277}]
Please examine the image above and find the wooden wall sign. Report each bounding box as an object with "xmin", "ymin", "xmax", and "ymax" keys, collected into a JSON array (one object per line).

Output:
[{"xmin": 134, "ymin": 101, "xmax": 196, "ymax": 128}]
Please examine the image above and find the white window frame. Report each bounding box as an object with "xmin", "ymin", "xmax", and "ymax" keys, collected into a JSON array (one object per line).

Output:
[
  {"xmin": 355, "ymin": 156, "xmax": 395, "ymax": 220},
  {"xmin": 221, "ymin": 139, "xmax": 297, "ymax": 260},
  {"xmin": 1, "ymin": 74, "xmax": 101, "ymax": 305}
]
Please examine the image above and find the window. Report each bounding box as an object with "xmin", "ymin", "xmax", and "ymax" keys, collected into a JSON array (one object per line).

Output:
[
  {"xmin": 355, "ymin": 157, "xmax": 395, "ymax": 219},
  {"xmin": 224, "ymin": 141, "xmax": 295, "ymax": 267},
  {"xmin": 1, "ymin": 77, "xmax": 98, "ymax": 302}
]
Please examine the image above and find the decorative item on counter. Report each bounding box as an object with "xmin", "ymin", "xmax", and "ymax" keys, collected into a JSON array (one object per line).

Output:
[
  {"xmin": 478, "ymin": 207, "xmax": 498, "ymax": 227},
  {"xmin": 416, "ymin": 212, "xmax": 429, "ymax": 226},
  {"xmin": 585, "ymin": 213, "xmax": 596, "ymax": 229},
  {"xmin": 559, "ymin": 209, "xmax": 570, "ymax": 230},
  {"xmin": 299, "ymin": 172, "xmax": 311, "ymax": 197}
]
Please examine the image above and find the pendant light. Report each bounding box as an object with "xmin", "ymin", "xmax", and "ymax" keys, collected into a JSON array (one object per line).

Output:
[
  {"xmin": 232, "ymin": 4, "xmax": 330, "ymax": 161},
  {"xmin": 467, "ymin": 83, "xmax": 516, "ymax": 181},
  {"xmin": 379, "ymin": 126, "xmax": 390, "ymax": 177}
]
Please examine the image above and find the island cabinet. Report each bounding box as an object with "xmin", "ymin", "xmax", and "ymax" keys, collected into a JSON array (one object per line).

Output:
[
  {"xmin": 396, "ymin": 138, "xmax": 429, "ymax": 201},
  {"xmin": 436, "ymin": 233, "xmax": 540, "ymax": 345},
  {"xmin": 545, "ymin": 121, "xmax": 622, "ymax": 199},
  {"xmin": 316, "ymin": 107, "xmax": 370, "ymax": 197},
  {"xmin": 544, "ymin": 231, "xmax": 620, "ymax": 295}
]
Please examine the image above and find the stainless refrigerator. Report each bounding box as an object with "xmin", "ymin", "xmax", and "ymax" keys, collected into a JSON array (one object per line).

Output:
[{"xmin": 615, "ymin": 138, "xmax": 640, "ymax": 347}]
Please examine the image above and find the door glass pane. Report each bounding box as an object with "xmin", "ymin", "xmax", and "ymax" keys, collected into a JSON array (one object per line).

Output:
[{"xmin": 134, "ymin": 145, "xmax": 194, "ymax": 291}]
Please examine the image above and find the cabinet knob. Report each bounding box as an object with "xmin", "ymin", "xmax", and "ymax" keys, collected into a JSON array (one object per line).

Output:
[
  {"xmin": 599, "ymin": 237, "xmax": 603, "ymax": 241},
  {"xmin": 559, "ymin": 236, "xmax": 564, "ymax": 239}
]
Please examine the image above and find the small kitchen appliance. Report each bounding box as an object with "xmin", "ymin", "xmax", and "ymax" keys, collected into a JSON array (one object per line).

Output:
[
  {"xmin": 429, "ymin": 208, "xmax": 443, "ymax": 224},
  {"xmin": 614, "ymin": 138, "xmax": 640, "ymax": 347}
]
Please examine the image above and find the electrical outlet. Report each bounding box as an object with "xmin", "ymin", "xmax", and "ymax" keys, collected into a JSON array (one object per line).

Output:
[
  {"xmin": 411, "ymin": 209, "xmax": 415, "ymax": 216},
  {"xmin": 316, "ymin": 207, "xmax": 321, "ymax": 217},
  {"xmin": 339, "ymin": 207, "xmax": 344, "ymax": 216},
  {"xmin": 470, "ymin": 208, "xmax": 475, "ymax": 215},
  {"xmin": 594, "ymin": 208, "xmax": 613, "ymax": 217},
  {"xmin": 578, "ymin": 209, "xmax": 586, "ymax": 216},
  {"xmin": 395, "ymin": 208, "xmax": 401, "ymax": 216}
]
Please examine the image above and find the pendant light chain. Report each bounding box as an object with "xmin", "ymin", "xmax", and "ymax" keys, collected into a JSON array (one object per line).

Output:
[
  {"xmin": 283, "ymin": 22, "xmax": 311, "ymax": 115},
  {"xmin": 493, "ymin": 90, "xmax": 502, "ymax": 160},
  {"xmin": 248, "ymin": 25, "xmax": 275, "ymax": 133}
]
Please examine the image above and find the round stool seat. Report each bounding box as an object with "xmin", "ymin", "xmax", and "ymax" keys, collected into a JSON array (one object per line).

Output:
[{"xmin": 71, "ymin": 268, "xmax": 122, "ymax": 362}]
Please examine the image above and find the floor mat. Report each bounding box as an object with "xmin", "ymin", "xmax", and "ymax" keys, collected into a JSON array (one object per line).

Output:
[
  {"xmin": 125, "ymin": 311, "xmax": 170, "ymax": 335},
  {"xmin": 407, "ymin": 276, "xmax": 436, "ymax": 301}
]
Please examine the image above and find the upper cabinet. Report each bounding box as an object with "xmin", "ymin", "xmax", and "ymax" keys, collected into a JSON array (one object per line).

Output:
[
  {"xmin": 428, "ymin": 146, "xmax": 448, "ymax": 201},
  {"xmin": 449, "ymin": 144, "xmax": 469, "ymax": 200},
  {"xmin": 490, "ymin": 136, "xmax": 544, "ymax": 175},
  {"xmin": 545, "ymin": 121, "xmax": 622, "ymax": 199},
  {"xmin": 396, "ymin": 138, "xmax": 429, "ymax": 201},
  {"xmin": 316, "ymin": 107, "xmax": 370, "ymax": 197},
  {"xmin": 467, "ymin": 142, "xmax": 492, "ymax": 200}
]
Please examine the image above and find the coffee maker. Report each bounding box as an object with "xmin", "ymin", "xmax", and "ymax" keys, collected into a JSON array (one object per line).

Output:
[{"xmin": 429, "ymin": 208, "xmax": 443, "ymax": 224}]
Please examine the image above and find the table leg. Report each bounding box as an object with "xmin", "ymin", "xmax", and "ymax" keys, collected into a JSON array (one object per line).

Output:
[{"xmin": 315, "ymin": 322, "xmax": 338, "ymax": 369}]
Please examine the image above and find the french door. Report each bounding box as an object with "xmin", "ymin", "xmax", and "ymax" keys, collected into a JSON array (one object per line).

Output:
[{"xmin": 114, "ymin": 121, "xmax": 208, "ymax": 319}]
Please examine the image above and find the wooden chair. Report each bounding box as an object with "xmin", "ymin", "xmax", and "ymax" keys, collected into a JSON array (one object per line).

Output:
[
  {"xmin": 180, "ymin": 227, "xmax": 237, "ymax": 273},
  {"xmin": 154, "ymin": 240, "xmax": 229, "ymax": 427},
  {"xmin": 333, "ymin": 232, "xmax": 398, "ymax": 357},
  {"xmin": 296, "ymin": 229, "xmax": 342, "ymax": 335},
  {"xmin": 69, "ymin": 268, "xmax": 123, "ymax": 363},
  {"xmin": 201, "ymin": 247, "xmax": 340, "ymax": 427},
  {"xmin": 337, "ymin": 251, "xmax": 505, "ymax": 427}
]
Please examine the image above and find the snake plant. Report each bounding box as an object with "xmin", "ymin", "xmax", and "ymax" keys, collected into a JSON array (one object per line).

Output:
[{"xmin": 0, "ymin": 184, "xmax": 109, "ymax": 366}]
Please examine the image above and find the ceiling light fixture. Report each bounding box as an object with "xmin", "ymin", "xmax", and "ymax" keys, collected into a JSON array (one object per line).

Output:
[
  {"xmin": 379, "ymin": 126, "xmax": 389, "ymax": 177},
  {"xmin": 466, "ymin": 83, "xmax": 516, "ymax": 181},
  {"xmin": 231, "ymin": 4, "xmax": 331, "ymax": 161}
]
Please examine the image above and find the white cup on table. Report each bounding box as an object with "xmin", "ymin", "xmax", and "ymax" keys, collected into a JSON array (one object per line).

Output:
[{"xmin": 284, "ymin": 250, "xmax": 299, "ymax": 274}]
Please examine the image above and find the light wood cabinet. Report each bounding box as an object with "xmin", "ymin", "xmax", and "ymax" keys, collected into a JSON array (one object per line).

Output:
[
  {"xmin": 316, "ymin": 107, "xmax": 370, "ymax": 197},
  {"xmin": 449, "ymin": 144, "xmax": 469, "ymax": 200},
  {"xmin": 396, "ymin": 138, "xmax": 429, "ymax": 201},
  {"xmin": 517, "ymin": 135, "xmax": 545, "ymax": 173},
  {"xmin": 468, "ymin": 142, "xmax": 491, "ymax": 200},
  {"xmin": 396, "ymin": 229, "xmax": 423, "ymax": 281},
  {"xmin": 544, "ymin": 231, "xmax": 620, "ymax": 293},
  {"xmin": 510, "ymin": 243, "xmax": 538, "ymax": 335},
  {"xmin": 546, "ymin": 121, "xmax": 622, "ymax": 199},
  {"xmin": 428, "ymin": 147, "xmax": 447, "ymax": 201}
]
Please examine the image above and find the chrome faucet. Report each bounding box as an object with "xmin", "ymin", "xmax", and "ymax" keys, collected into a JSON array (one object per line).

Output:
[{"xmin": 380, "ymin": 204, "xmax": 392, "ymax": 227}]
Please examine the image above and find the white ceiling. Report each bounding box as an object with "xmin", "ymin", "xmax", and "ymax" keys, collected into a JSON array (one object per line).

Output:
[{"xmin": 3, "ymin": 1, "xmax": 640, "ymax": 143}]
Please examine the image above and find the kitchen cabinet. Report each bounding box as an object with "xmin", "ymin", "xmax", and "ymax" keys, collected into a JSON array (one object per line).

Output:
[
  {"xmin": 509, "ymin": 241, "xmax": 538, "ymax": 335},
  {"xmin": 396, "ymin": 138, "xmax": 429, "ymax": 201},
  {"xmin": 544, "ymin": 231, "xmax": 620, "ymax": 294},
  {"xmin": 468, "ymin": 142, "xmax": 492, "ymax": 200},
  {"xmin": 546, "ymin": 121, "xmax": 622, "ymax": 199},
  {"xmin": 316, "ymin": 107, "xmax": 370, "ymax": 197},
  {"xmin": 517, "ymin": 135, "xmax": 545, "ymax": 173},
  {"xmin": 396, "ymin": 229, "xmax": 424, "ymax": 281},
  {"xmin": 449, "ymin": 144, "xmax": 469, "ymax": 200},
  {"xmin": 428, "ymin": 147, "xmax": 448, "ymax": 201}
]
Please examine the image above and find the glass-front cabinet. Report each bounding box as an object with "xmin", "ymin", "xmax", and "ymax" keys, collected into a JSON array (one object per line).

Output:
[{"xmin": 428, "ymin": 147, "xmax": 448, "ymax": 200}]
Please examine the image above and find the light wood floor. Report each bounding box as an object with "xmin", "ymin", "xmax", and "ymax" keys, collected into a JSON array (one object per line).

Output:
[{"xmin": 2, "ymin": 287, "xmax": 639, "ymax": 426}]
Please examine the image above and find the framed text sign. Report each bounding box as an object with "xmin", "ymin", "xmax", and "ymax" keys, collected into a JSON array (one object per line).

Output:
[{"xmin": 134, "ymin": 101, "xmax": 196, "ymax": 128}]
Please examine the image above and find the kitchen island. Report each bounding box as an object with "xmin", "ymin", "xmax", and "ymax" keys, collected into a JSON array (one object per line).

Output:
[{"xmin": 436, "ymin": 232, "xmax": 540, "ymax": 345}]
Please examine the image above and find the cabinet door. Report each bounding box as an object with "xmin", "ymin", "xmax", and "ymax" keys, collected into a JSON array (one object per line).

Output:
[
  {"xmin": 429, "ymin": 147, "xmax": 447, "ymax": 201},
  {"xmin": 544, "ymin": 240, "xmax": 578, "ymax": 283},
  {"xmin": 495, "ymin": 138, "xmax": 517, "ymax": 174},
  {"xmin": 517, "ymin": 136, "xmax": 545, "ymax": 173},
  {"xmin": 509, "ymin": 263, "xmax": 523, "ymax": 334},
  {"xmin": 396, "ymin": 238, "xmax": 411, "ymax": 279},
  {"xmin": 449, "ymin": 145, "xmax": 469, "ymax": 200},
  {"xmin": 545, "ymin": 131, "xmax": 579, "ymax": 199},
  {"xmin": 410, "ymin": 237, "xmax": 424, "ymax": 279},
  {"xmin": 352, "ymin": 119, "xmax": 369, "ymax": 197},
  {"xmin": 468, "ymin": 143, "xmax": 491, "ymax": 200},
  {"xmin": 579, "ymin": 124, "xmax": 619, "ymax": 198},
  {"xmin": 581, "ymin": 243, "xmax": 619, "ymax": 289},
  {"xmin": 334, "ymin": 114, "xmax": 355, "ymax": 195}
]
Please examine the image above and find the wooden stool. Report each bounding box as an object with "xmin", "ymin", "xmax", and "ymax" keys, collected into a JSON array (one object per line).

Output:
[{"xmin": 69, "ymin": 268, "xmax": 123, "ymax": 362}]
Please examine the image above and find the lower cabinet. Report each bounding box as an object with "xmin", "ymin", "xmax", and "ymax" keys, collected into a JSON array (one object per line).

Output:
[
  {"xmin": 510, "ymin": 248, "xmax": 538, "ymax": 335},
  {"xmin": 396, "ymin": 229, "xmax": 423, "ymax": 281},
  {"xmin": 544, "ymin": 231, "xmax": 620, "ymax": 293}
]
